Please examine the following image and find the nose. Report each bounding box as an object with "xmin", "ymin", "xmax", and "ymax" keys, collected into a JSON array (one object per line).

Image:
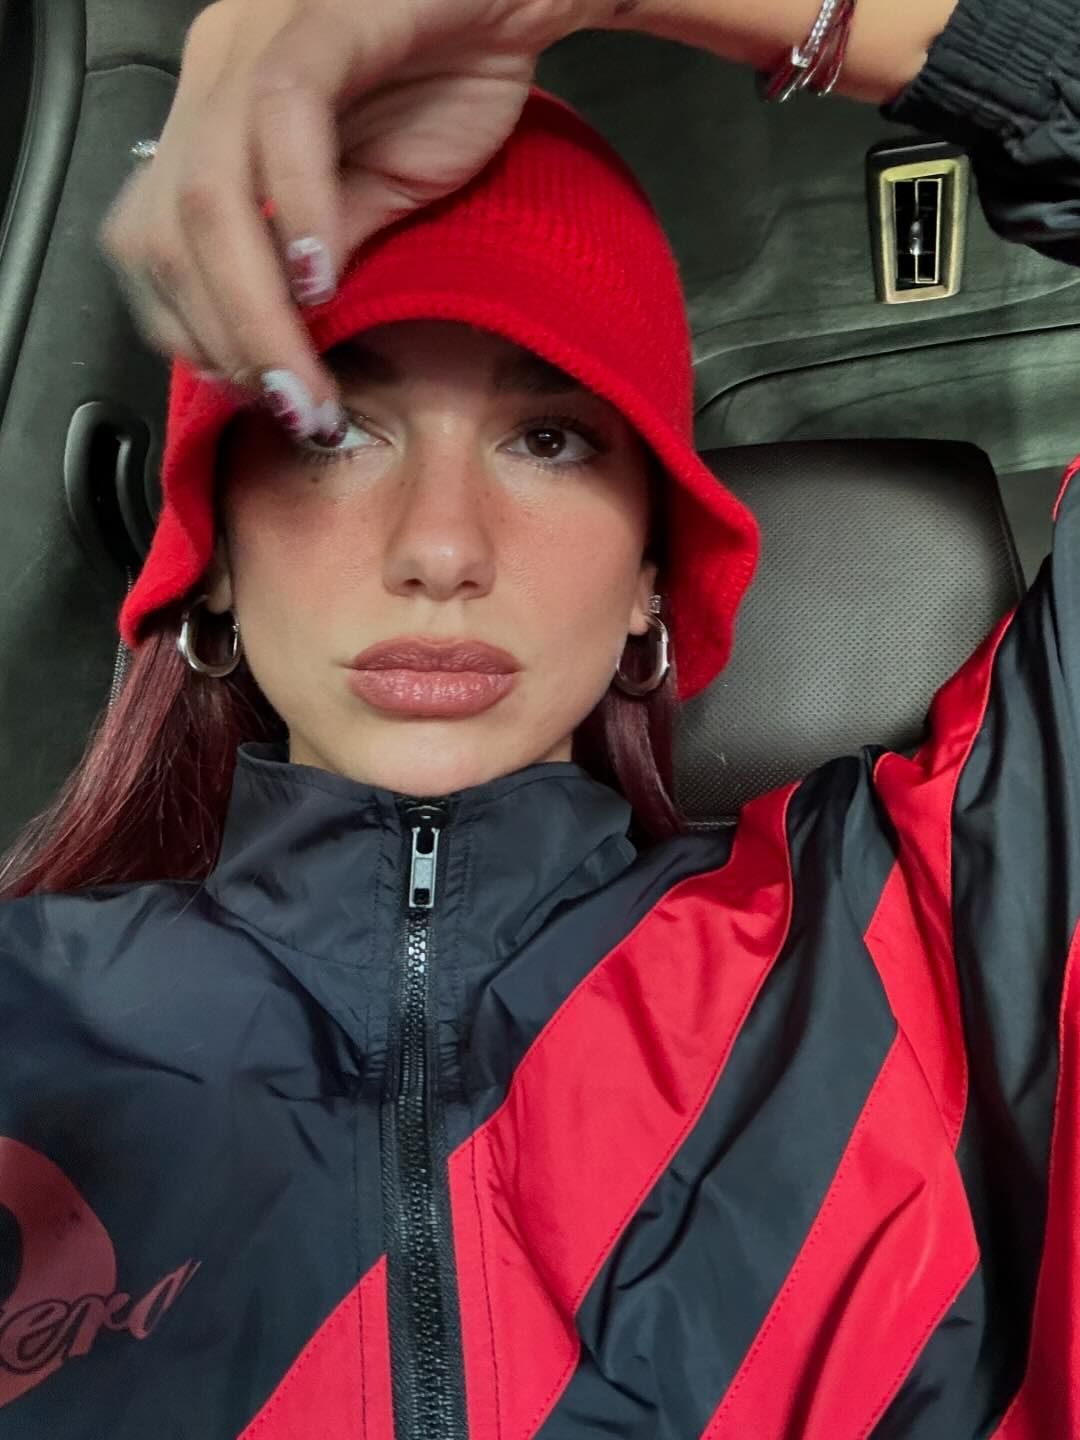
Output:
[{"xmin": 382, "ymin": 439, "xmax": 497, "ymax": 603}]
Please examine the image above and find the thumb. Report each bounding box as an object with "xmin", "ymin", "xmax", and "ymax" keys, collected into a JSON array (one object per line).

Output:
[{"xmin": 335, "ymin": 70, "xmax": 534, "ymax": 256}]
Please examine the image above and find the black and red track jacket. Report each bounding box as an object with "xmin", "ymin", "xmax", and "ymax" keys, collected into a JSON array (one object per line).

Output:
[
  {"xmin": 6, "ymin": 4, "xmax": 1080, "ymax": 1432},
  {"xmin": 4, "ymin": 460, "xmax": 1080, "ymax": 1439}
]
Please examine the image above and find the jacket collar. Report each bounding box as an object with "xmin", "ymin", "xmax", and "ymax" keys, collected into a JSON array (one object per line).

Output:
[{"xmin": 203, "ymin": 742, "xmax": 637, "ymax": 966}]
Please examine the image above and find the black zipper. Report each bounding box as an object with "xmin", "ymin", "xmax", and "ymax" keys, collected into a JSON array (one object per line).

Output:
[{"xmin": 381, "ymin": 801, "xmax": 468, "ymax": 1440}]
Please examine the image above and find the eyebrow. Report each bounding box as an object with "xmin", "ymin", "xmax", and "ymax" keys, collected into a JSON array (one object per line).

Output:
[
  {"xmin": 328, "ymin": 341, "xmax": 582, "ymax": 397},
  {"xmin": 491, "ymin": 352, "xmax": 582, "ymax": 396}
]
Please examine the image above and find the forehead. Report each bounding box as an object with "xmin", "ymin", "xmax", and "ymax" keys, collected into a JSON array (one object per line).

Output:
[{"xmin": 326, "ymin": 322, "xmax": 582, "ymax": 397}]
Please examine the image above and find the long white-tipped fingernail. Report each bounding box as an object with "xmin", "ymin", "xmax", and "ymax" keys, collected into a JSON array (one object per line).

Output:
[
  {"xmin": 287, "ymin": 236, "xmax": 336, "ymax": 307},
  {"xmin": 310, "ymin": 398, "xmax": 349, "ymax": 447},
  {"xmin": 260, "ymin": 369, "xmax": 346, "ymax": 441}
]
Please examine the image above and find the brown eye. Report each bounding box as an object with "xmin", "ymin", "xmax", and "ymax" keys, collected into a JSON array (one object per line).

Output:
[
  {"xmin": 506, "ymin": 422, "xmax": 599, "ymax": 467},
  {"xmin": 525, "ymin": 427, "xmax": 566, "ymax": 460}
]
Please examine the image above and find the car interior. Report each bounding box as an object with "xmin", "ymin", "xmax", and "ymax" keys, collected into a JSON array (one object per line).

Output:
[{"xmin": 0, "ymin": 0, "xmax": 1070, "ymax": 852}]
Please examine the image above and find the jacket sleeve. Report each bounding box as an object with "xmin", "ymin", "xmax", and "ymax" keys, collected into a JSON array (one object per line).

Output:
[
  {"xmin": 867, "ymin": 452, "xmax": 1080, "ymax": 1435},
  {"xmin": 883, "ymin": 0, "xmax": 1080, "ymax": 267}
]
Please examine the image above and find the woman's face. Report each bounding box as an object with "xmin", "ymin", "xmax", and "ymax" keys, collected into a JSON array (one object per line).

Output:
[{"xmin": 205, "ymin": 320, "xmax": 657, "ymax": 796}]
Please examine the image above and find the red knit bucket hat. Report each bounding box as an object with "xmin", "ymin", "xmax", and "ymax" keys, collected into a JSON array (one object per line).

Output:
[{"xmin": 119, "ymin": 88, "xmax": 759, "ymax": 701}]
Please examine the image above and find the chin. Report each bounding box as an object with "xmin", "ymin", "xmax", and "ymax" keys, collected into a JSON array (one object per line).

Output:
[{"xmin": 323, "ymin": 721, "xmax": 570, "ymax": 798}]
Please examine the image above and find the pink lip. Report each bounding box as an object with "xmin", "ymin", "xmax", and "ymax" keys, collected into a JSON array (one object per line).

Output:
[
  {"xmin": 346, "ymin": 638, "xmax": 521, "ymax": 718},
  {"xmin": 348, "ymin": 638, "xmax": 521, "ymax": 674}
]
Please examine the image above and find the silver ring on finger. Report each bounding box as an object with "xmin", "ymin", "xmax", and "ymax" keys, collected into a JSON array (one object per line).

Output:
[{"xmin": 130, "ymin": 138, "xmax": 160, "ymax": 162}]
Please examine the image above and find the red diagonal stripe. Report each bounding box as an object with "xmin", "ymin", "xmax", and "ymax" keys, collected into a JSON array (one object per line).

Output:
[
  {"xmin": 869, "ymin": 609, "xmax": 1010, "ymax": 1149},
  {"xmin": 862, "ymin": 859, "xmax": 967, "ymax": 1146},
  {"xmin": 1051, "ymin": 451, "xmax": 1080, "ymax": 522},
  {"xmin": 702, "ymin": 1031, "xmax": 978, "ymax": 1439},
  {"xmin": 236, "ymin": 1258, "xmax": 392, "ymax": 1439},
  {"xmin": 450, "ymin": 784, "xmax": 797, "ymax": 1440},
  {"xmin": 990, "ymin": 920, "xmax": 1080, "ymax": 1440}
]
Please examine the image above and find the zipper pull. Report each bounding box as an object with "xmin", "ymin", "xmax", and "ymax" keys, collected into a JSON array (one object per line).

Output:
[{"xmin": 404, "ymin": 805, "xmax": 445, "ymax": 910}]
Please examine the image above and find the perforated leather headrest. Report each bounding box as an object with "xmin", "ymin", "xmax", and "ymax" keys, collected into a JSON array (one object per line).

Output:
[{"xmin": 674, "ymin": 439, "xmax": 1025, "ymax": 825}]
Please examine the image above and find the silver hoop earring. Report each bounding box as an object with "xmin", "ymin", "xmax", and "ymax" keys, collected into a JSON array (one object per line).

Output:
[
  {"xmin": 614, "ymin": 595, "xmax": 670, "ymax": 697},
  {"xmin": 177, "ymin": 595, "xmax": 242, "ymax": 678}
]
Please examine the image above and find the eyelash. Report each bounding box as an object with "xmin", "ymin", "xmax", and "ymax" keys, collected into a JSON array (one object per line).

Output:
[{"xmin": 295, "ymin": 411, "xmax": 611, "ymax": 466}]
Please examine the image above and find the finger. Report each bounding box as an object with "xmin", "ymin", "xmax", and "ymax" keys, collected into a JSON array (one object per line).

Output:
[
  {"xmin": 175, "ymin": 143, "xmax": 345, "ymax": 440},
  {"xmin": 251, "ymin": 55, "xmax": 343, "ymax": 307},
  {"xmin": 147, "ymin": 245, "xmax": 249, "ymax": 382},
  {"xmin": 104, "ymin": 230, "xmax": 216, "ymax": 373},
  {"xmin": 251, "ymin": 8, "xmax": 401, "ymax": 262},
  {"xmin": 105, "ymin": 193, "xmax": 247, "ymax": 381}
]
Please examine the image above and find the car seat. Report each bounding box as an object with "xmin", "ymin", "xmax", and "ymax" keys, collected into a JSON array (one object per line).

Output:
[{"xmin": 675, "ymin": 439, "xmax": 1024, "ymax": 825}]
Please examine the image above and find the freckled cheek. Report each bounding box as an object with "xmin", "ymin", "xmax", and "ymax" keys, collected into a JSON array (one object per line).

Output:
[
  {"xmin": 503, "ymin": 502, "xmax": 646, "ymax": 655},
  {"xmin": 227, "ymin": 490, "xmax": 384, "ymax": 621}
]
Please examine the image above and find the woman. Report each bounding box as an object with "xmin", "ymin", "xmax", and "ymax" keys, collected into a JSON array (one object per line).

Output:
[{"xmin": 0, "ymin": 84, "xmax": 1077, "ymax": 1438}]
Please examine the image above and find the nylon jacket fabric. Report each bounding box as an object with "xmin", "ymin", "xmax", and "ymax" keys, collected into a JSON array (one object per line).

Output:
[{"xmin": 5, "ymin": 465, "xmax": 1080, "ymax": 1437}]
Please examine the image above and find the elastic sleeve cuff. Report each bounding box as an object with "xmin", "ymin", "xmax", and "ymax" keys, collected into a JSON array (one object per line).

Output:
[{"xmin": 882, "ymin": 0, "xmax": 1079, "ymax": 147}]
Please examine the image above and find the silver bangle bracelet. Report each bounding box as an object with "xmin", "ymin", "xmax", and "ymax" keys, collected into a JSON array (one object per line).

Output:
[{"xmin": 761, "ymin": 0, "xmax": 860, "ymax": 103}]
